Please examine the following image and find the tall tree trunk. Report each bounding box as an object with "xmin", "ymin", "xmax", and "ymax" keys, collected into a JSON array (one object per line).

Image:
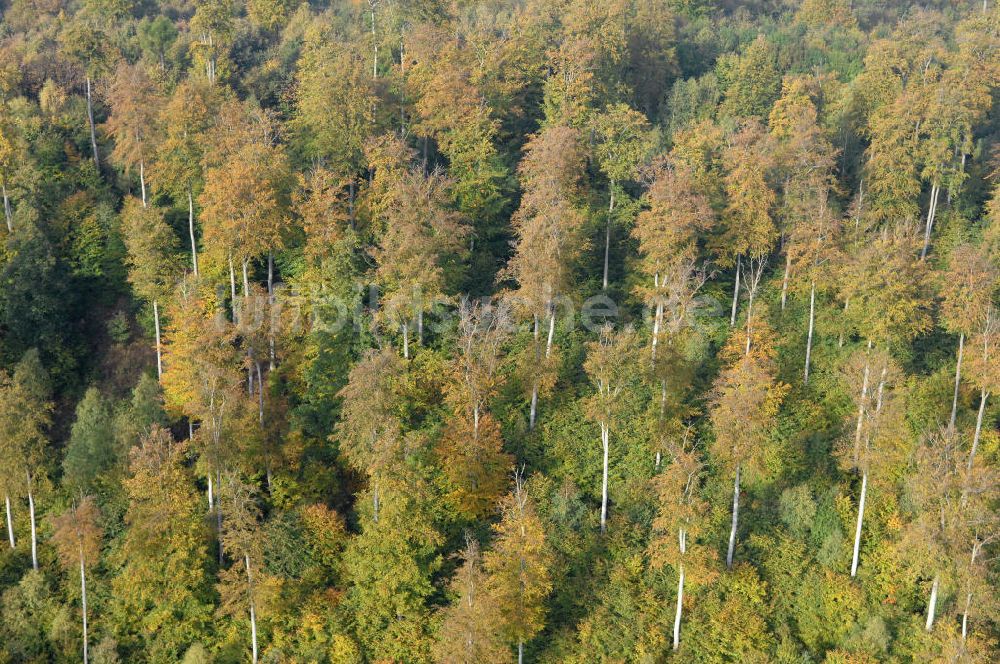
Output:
[
  {"xmin": 804, "ymin": 281, "xmax": 816, "ymax": 385},
  {"xmin": 245, "ymin": 554, "xmax": 258, "ymax": 664},
  {"xmin": 950, "ymin": 333, "xmax": 964, "ymax": 431},
  {"xmin": 726, "ymin": 464, "xmax": 740, "ymax": 569},
  {"xmin": 920, "ymin": 181, "xmax": 939, "ymax": 260},
  {"xmin": 2, "ymin": 180, "xmax": 12, "ymax": 232},
  {"xmin": 242, "ymin": 259, "xmax": 250, "ymax": 299},
  {"xmin": 402, "ymin": 322, "xmax": 410, "ymax": 359},
  {"xmin": 370, "ymin": 2, "xmax": 378, "ymax": 80},
  {"xmin": 86, "ymin": 76, "xmax": 99, "ymax": 169},
  {"xmin": 518, "ymin": 641, "xmax": 523, "ymax": 664},
  {"xmin": 188, "ymin": 187, "xmax": 199, "ymax": 276},
  {"xmin": 545, "ymin": 308, "xmax": 556, "ymax": 360},
  {"xmin": 600, "ymin": 422, "xmax": 610, "ymax": 534},
  {"xmin": 4, "ymin": 494, "xmax": 13, "ymax": 548},
  {"xmin": 153, "ymin": 300, "xmax": 163, "ymax": 380},
  {"xmin": 267, "ymin": 252, "xmax": 275, "ymax": 370},
  {"xmin": 602, "ymin": 185, "xmax": 615, "ymax": 291},
  {"xmin": 27, "ymin": 471, "xmax": 37, "ymax": 570},
  {"xmin": 140, "ymin": 159, "xmax": 147, "ymax": 207},
  {"xmin": 372, "ymin": 479, "xmax": 380, "ymax": 524},
  {"xmin": 418, "ymin": 309, "xmax": 424, "ymax": 346},
  {"xmin": 80, "ymin": 551, "xmax": 89, "ymax": 664},
  {"xmin": 207, "ymin": 473, "xmax": 213, "ymax": 512},
  {"xmin": 529, "ymin": 383, "xmax": 538, "ymax": 430},
  {"xmin": 967, "ymin": 389, "xmax": 989, "ymax": 471},
  {"xmin": 925, "ymin": 574, "xmax": 939, "ymax": 631},
  {"xmin": 729, "ymin": 256, "xmax": 741, "ymax": 327},
  {"xmin": 851, "ymin": 471, "xmax": 867, "ymax": 578},
  {"xmin": 673, "ymin": 562, "xmax": 684, "ymax": 651},
  {"xmin": 853, "ymin": 342, "xmax": 873, "ymax": 464},
  {"xmin": 962, "ymin": 591, "xmax": 972, "ymax": 640},
  {"xmin": 780, "ymin": 252, "xmax": 791, "ymax": 311},
  {"xmin": 229, "ymin": 256, "xmax": 238, "ymax": 323}
]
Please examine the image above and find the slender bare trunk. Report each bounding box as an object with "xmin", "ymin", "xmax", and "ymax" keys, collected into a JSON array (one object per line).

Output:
[
  {"xmin": 27, "ymin": 471, "xmax": 36, "ymax": 570},
  {"xmin": 81, "ymin": 552, "xmax": 89, "ymax": 664},
  {"xmin": 920, "ymin": 181, "xmax": 939, "ymax": 260},
  {"xmin": 229, "ymin": 256, "xmax": 237, "ymax": 322},
  {"xmin": 600, "ymin": 422, "xmax": 609, "ymax": 534},
  {"xmin": 402, "ymin": 322, "xmax": 410, "ymax": 359},
  {"xmin": 518, "ymin": 641, "xmax": 523, "ymax": 664},
  {"xmin": 140, "ymin": 159, "xmax": 147, "ymax": 207},
  {"xmin": 962, "ymin": 591, "xmax": 972, "ymax": 640},
  {"xmin": 673, "ymin": 561, "xmax": 684, "ymax": 650},
  {"xmin": 207, "ymin": 473, "xmax": 213, "ymax": 512},
  {"xmin": 851, "ymin": 471, "xmax": 867, "ymax": 578},
  {"xmin": 727, "ymin": 465, "xmax": 741, "ymax": 569},
  {"xmin": 780, "ymin": 252, "xmax": 791, "ymax": 311},
  {"xmin": 4, "ymin": 494, "xmax": 13, "ymax": 548},
  {"xmin": 853, "ymin": 342, "xmax": 872, "ymax": 464},
  {"xmin": 153, "ymin": 300, "xmax": 162, "ymax": 380},
  {"xmin": 246, "ymin": 553, "xmax": 258, "ymax": 664},
  {"xmin": 370, "ymin": 3, "xmax": 378, "ymax": 80},
  {"xmin": 545, "ymin": 308, "xmax": 556, "ymax": 360},
  {"xmin": 418, "ymin": 309, "xmax": 424, "ymax": 346},
  {"xmin": 242, "ymin": 259, "xmax": 250, "ymax": 299},
  {"xmin": 529, "ymin": 383, "xmax": 538, "ymax": 430},
  {"xmin": 804, "ymin": 281, "xmax": 816, "ymax": 385},
  {"xmin": 950, "ymin": 333, "xmax": 964, "ymax": 431},
  {"xmin": 372, "ymin": 479, "xmax": 380, "ymax": 524},
  {"xmin": 267, "ymin": 252, "xmax": 275, "ymax": 370},
  {"xmin": 729, "ymin": 256, "xmax": 741, "ymax": 327},
  {"xmin": 188, "ymin": 187, "xmax": 198, "ymax": 276},
  {"xmin": 925, "ymin": 574, "xmax": 939, "ymax": 631},
  {"xmin": 2, "ymin": 180, "xmax": 11, "ymax": 232},
  {"xmin": 967, "ymin": 389, "xmax": 989, "ymax": 471},
  {"xmin": 602, "ymin": 186, "xmax": 614, "ymax": 291},
  {"xmin": 86, "ymin": 76, "xmax": 99, "ymax": 169}
]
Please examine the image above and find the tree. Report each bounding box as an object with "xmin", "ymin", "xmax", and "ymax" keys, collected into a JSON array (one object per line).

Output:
[
  {"xmin": 590, "ymin": 103, "xmax": 654, "ymax": 290},
  {"xmin": 504, "ymin": 125, "xmax": 588, "ymax": 429},
  {"xmin": 964, "ymin": 307, "xmax": 999, "ymax": 473},
  {"xmin": 721, "ymin": 120, "xmax": 776, "ymax": 327},
  {"xmin": 50, "ymin": 497, "xmax": 102, "ymax": 664},
  {"xmin": 121, "ymin": 197, "xmax": 181, "ymax": 379},
  {"xmin": 709, "ymin": 327, "xmax": 788, "ymax": 568},
  {"xmin": 434, "ymin": 537, "xmax": 508, "ymax": 663},
  {"xmin": 648, "ymin": 441, "xmax": 716, "ymax": 651},
  {"xmin": 939, "ymin": 244, "xmax": 997, "ymax": 432},
  {"xmin": 437, "ymin": 301, "xmax": 513, "ymax": 519},
  {"xmin": 583, "ymin": 324, "xmax": 639, "ymax": 534},
  {"xmin": 0, "ymin": 349, "xmax": 52, "ymax": 570},
  {"xmin": 484, "ymin": 474, "xmax": 551, "ymax": 664},
  {"xmin": 63, "ymin": 388, "xmax": 116, "ymax": 495},
  {"xmin": 110, "ymin": 425, "xmax": 212, "ymax": 660},
  {"xmin": 138, "ymin": 16, "xmax": 178, "ymax": 70},
  {"xmin": 189, "ymin": 0, "xmax": 236, "ymax": 84},
  {"xmin": 103, "ymin": 62, "xmax": 162, "ymax": 207}
]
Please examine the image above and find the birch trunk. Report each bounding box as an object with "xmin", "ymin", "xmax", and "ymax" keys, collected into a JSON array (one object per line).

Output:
[
  {"xmin": 242, "ymin": 259, "xmax": 250, "ymax": 299},
  {"xmin": 27, "ymin": 471, "xmax": 37, "ymax": 570},
  {"xmin": 246, "ymin": 553, "xmax": 258, "ymax": 664},
  {"xmin": 153, "ymin": 300, "xmax": 162, "ymax": 380},
  {"xmin": 950, "ymin": 333, "xmax": 964, "ymax": 431},
  {"xmin": 853, "ymin": 344, "xmax": 872, "ymax": 464},
  {"xmin": 402, "ymin": 322, "xmax": 410, "ymax": 359},
  {"xmin": 851, "ymin": 471, "xmax": 867, "ymax": 578},
  {"xmin": 729, "ymin": 256, "xmax": 741, "ymax": 327},
  {"xmin": 207, "ymin": 473, "xmax": 214, "ymax": 511},
  {"xmin": 545, "ymin": 309, "xmax": 556, "ymax": 359},
  {"xmin": 726, "ymin": 464, "xmax": 740, "ymax": 569},
  {"xmin": 229, "ymin": 256, "xmax": 237, "ymax": 322},
  {"xmin": 4, "ymin": 494, "xmax": 13, "ymax": 548},
  {"xmin": 80, "ymin": 551, "xmax": 89, "ymax": 664},
  {"xmin": 962, "ymin": 592, "xmax": 972, "ymax": 640},
  {"xmin": 529, "ymin": 383, "xmax": 538, "ymax": 430},
  {"xmin": 86, "ymin": 76, "xmax": 99, "ymax": 169},
  {"xmin": 925, "ymin": 574, "xmax": 939, "ymax": 631},
  {"xmin": 804, "ymin": 281, "xmax": 816, "ymax": 385},
  {"xmin": 267, "ymin": 252, "xmax": 275, "ymax": 370},
  {"xmin": 518, "ymin": 641, "xmax": 523, "ymax": 664},
  {"xmin": 600, "ymin": 422, "xmax": 609, "ymax": 534},
  {"xmin": 188, "ymin": 187, "xmax": 198, "ymax": 276},
  {"xmin": 2, "ymin": 180, "xmax": 12, "ymax": 232},
  {"xmin": 780, "ymin": 252, "xmax": 791, "ymax": 311}
]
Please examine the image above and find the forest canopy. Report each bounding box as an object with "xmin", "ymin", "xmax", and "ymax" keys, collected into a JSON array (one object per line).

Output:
[{"xmin": 0, "ymin": 0, "xmax": 999, "ymax": 663}]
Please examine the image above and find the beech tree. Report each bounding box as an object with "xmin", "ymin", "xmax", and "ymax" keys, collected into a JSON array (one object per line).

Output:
[
  {"xmin": 583, "ymin": 324, "xmax": 639, "ymax": 534},
  {"xmin": 50, "ymin": 497, "xmax": 102, "ymax": 664},
  {"xmin": 121, "ymin": 197, "xmax": 181, "ymax": 379},
  {"xmin": 104, "ymin": 62, "xmax": 162, "ymax": 207},
  {"xmin": 484, "ymin": 474, "xmax": 551, "ymax": 664}
]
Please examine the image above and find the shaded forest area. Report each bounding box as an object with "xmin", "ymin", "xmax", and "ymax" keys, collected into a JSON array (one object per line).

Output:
[{"xmin": 0, "ymin": 0, "xmax": 999, "ymax": 662}]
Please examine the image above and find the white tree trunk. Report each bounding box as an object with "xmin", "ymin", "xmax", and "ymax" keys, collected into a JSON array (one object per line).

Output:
[
  {"xmin": 27, "ymin": 471, "xmax": 37, "ymax": 570},
  {"xmin": 602, "ymin": 186, "xmax": 614, "ymax": 291},
  {"xmin": 229, "ymin": 256, "xmax": 238, "ymax": 323},
  {"xmin": 968, "ymin": 389, "xmax": 988, "ymax": 471},
  {"xmin": 86, "ymin": 76, "xmax": 99, "ymax": 169},
  {"xmin": 730, "ymin": 256, "xmax": 741, "ymax": 327},
  {"xmin": 188, "ymin": 188, "xmax": 199, "ymax": 276},
  {"xmin": 518, "ymin": 641, "xmax": 524, "ymax": 664},
  {"xmin": 780, "ymin": 252, "xmax": 791, "ymax": 311},
  {"xmin": 920, "ymin": 181, "xmax": 940, "ymax": 260},
  {"xmin": 545, "ymin": 309, "xmax": 556, "ymax": 360},
  {"xmin": 81, "ymin": 552, "xmax": 89, "ymax": 664},
  {"xmin": 402, "ymin": 322, "xmax": 410, "ymax": 359},
  {"xmin": 851, "ymin": 471, "xmax": 867, "ymax": 578},
  {"xmin": 153, "ymin": 300, "xmax": 163, "ymax": 380},
  {"xmin": 853, "ymin": 347, "xmax": 872, "ymax": 464},
  {"xmin": 962, "ymin": 592, "xmax": 972, "ymax": 640},
  {"xmin": 726, "ymin": 464, "xmax": 740, "ymax": 569},
  {"xmin": 925, "ymin": 574, "xmax": 939, "ymax": 631},
  {"xmin": 4, "ymin": 494, "xmax": 13, "ymax": 548},
  {"xmin": 140, "ymin": 159, "xmax": 147, "ymax": 208},
  {"xmin": 246, "ymin": 553, "xmax": 258, "ymax": 664},
  {"xmin": 2, "ymin": 181, "xmax": 12, "ymax": 232},
  {"xmin": 804, "ymin": 281, "xmax": 816, "ymax": 385},
  {"xmin": 529, "ymin": 383, "xmax": 538, "ymax": 430},
  {"xmin": 600, "ymin": 422, "xmax": 610, "ymax": 534},
  {"xmin": 950, "ymin": 333, "xmax": 964, "ymax": 431},
  {"xmin": 673, "ymin": 563, "xmax": 684, "ymax": 651},
  {"xmin": 207, "ymin": 473, "xmax": 214, "ymax": 511}
]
